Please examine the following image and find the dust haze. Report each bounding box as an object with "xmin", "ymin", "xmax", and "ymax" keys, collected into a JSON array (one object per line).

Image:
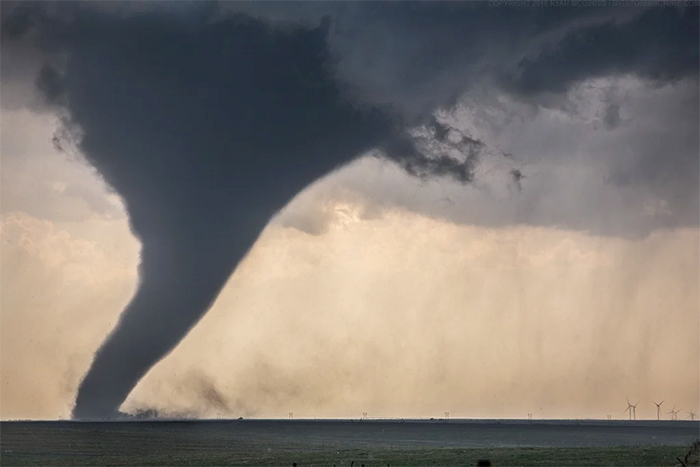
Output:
[
  {"xmin": 124, "ymin": 202, "xmax": 699, "ymax": 420},
  {"xmin": 2, "ymin": 169, "xmax": 697, "ymax": 420}
]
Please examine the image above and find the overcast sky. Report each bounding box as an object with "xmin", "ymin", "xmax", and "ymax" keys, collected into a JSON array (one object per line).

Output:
[{"xmin": 1, "ymin": 1, "xmax": 698, "ymax": 420}]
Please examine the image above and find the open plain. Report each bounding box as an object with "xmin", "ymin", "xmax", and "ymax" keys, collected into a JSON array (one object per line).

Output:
[{"xmin": 1, "ymin": 419, "xmax": 698, "ymax": 466}]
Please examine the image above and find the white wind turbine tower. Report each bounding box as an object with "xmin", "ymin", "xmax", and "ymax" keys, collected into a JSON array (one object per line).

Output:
[
  {"xmin": 653, "ymin": 400, "xmax": 664, "ymax": 421},
  {"xmin": 668, "ymin": 406, "xmax": 681, "ymax": 421},
  {"xmin": 687, "ymin": 409, "xmax": 696, "ymax": 421},
  {"xmin": 625, "ymin": 399, "xmax": 634, "ymax": 421},
  {"xmin": 625, "ymin": 398, "xmax": 638, "ymax": 421}
]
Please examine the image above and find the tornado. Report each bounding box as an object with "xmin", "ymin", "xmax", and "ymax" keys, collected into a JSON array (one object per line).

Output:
[
  {"xmin": 3, "ymin": 2, "xmax": 697, "ymax": 419},
  {"xmin": 68, "ymin": 18, "xmax": 399, "ymax": 420},
  {"xmin": 20, "ymin": 7, "xmax": 397, "ymax": 419}
]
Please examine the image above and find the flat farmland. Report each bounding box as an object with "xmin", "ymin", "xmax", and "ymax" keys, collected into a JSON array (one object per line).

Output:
[{"xmin": 1, "ymin": 419, "xmax": 698, "ymax": 466}]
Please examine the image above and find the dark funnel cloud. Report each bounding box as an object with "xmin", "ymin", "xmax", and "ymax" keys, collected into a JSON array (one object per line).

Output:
[
  {"xmin": 3, "ymin": 4, "xmax": 393, "ymax": 419},
  {"xmin": 1, "ymin": 1, "xmax": 697, "ymax": 419}
]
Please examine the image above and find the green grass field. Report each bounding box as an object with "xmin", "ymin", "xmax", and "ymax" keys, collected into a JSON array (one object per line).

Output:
[
  {"xmin": 1, "ymin": 445, "xmax": 695, "ymax": 466},
  {"xmin": 1, "ymin": 421, "xmax": 697, "ymax": 466}
]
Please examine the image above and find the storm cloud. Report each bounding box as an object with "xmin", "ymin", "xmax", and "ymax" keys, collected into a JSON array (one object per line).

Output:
[{"xmin": 1, "ymin": 1, "xmax": 697, "ymax": 419}]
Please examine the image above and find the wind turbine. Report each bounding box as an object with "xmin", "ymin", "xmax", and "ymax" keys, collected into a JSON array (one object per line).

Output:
[
  {"xmin": 625, "ymin": 399, "xmax": 634, "ymax": 421},
  {"xmin": 687, "ymin": 410, "xmax": 696, "ymax": 421},
  {"xmin": 653, "ymin": 400, "xmax": 664, "ymax": 421},
  {"xmin": 668, "ymin": 406, "xmax": 680, "ymax": 421},
  {"xmin": 625, "ymin": 398, "xmax": 638, "ymax": 420}
]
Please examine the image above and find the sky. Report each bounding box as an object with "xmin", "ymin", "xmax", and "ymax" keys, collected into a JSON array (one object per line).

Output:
[{"xmin": 0, "ymin": 1, "xmax": 698, "ymax": 420}]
